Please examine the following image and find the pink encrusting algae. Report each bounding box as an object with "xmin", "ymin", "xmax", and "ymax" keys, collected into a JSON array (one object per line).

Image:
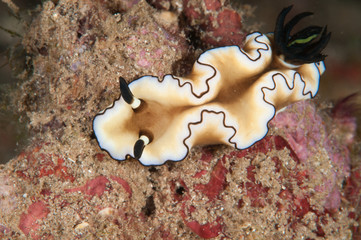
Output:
[{"xmin": 271, "ymin": 99, "xmax": 357, "ymax": 212}]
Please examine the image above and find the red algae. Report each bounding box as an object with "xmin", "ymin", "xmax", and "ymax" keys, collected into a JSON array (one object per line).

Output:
[
  {"xmin": 19, "ymin": 201, "xmax": 50, "ymax": 239},
  {"xmin": 65, "ymin": 176, "xmax": 110, "ymax": 198},
  {"xmin": 194, "ymin": 156, "xmax": 228, "ymax": 201}
]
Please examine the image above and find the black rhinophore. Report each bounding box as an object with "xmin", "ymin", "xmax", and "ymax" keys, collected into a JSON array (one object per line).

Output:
[
  {"xmin": 119, "ymin": 76, "xmax": 135, "ymax": 104},
  {"xmin": 134, "ymin": 139, "xmax": 145, "ymax": 160}
]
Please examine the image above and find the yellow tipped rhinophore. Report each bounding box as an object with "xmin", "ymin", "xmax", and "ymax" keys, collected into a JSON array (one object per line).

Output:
[{"xmin": 93, "ymin": 31, "xmax": 326, "ymax": 166}]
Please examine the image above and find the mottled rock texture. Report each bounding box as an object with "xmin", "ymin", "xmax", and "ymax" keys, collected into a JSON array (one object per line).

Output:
[{"xmin": 0, "ymin": 0, "xmax": 360, "ymax": 239}]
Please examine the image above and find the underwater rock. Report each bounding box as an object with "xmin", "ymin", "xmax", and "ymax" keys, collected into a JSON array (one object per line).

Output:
[{"xmin": 0, "ymin": 0, "xmax": 359, "ymax": 239}]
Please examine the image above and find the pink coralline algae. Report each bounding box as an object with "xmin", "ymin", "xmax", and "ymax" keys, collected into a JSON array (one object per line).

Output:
[
  {"xmin": 8, "ymin": 145, "xmax": 72, "ymax": 238},
  {"xmin": 126, "ymin": 29, "xmax": 184, "ymax": 75},
  {"xmin": 65, "ymin": 176, "xmax": 111, "ymax": 198},
  {"xmin": 13, "ymin": 146, "xmax": 136, "ymax": 238},
  {"xmin": 148, "ymin": 0, "xmax": 246, "ymax": 47},
  {"xmin": 14, "ymin": 145, "xmax": 75, "ymax": 183},
  {"xmin": 345, "ymin": 166, "xmax": 361, "ymax": 238},
  {"xmin": 170, "ymin": 129, "xmax": 357, "ymax": 238},
  {"xmin": 270, "ymin": 101, "xmax": 325, "ymax": 162},
  {"xmin": 19, "ymin": 201, "xmax": 50, "ymax": 240},
  {"xmin": 169, "ymin": 135, "xmax": 312, "ymax": 239},
  {"xmin": 183, "ymin": 0, "xmax": 245, "ymax": 46},
  {"xmin": 270, "ymin": 100, "xmax": 355, "ymax": 212},
  {"xmin": 65, "ymin": 175, "xmax": 132, "ymax": 199}
]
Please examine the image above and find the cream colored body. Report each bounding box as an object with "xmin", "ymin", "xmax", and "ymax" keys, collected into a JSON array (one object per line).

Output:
[{"xmin": 93, "ymin": 32, "xmax": 325, "ymax": 165}]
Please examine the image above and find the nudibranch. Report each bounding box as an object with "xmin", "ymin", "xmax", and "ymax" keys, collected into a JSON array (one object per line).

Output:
[{"xmin": 93, "ymin": 6, "xmax": 331, "ymax": 166}]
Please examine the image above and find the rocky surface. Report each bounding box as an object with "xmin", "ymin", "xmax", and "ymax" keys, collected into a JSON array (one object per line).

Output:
[{"xmin": 0, "ymin": 0, "xmax": 360, "ymax": 239}]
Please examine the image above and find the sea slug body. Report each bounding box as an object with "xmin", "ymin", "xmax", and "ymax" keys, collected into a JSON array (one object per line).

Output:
[{"xmin": 93, "ymin": 6, "xmax": 330, "ymax": 165}]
